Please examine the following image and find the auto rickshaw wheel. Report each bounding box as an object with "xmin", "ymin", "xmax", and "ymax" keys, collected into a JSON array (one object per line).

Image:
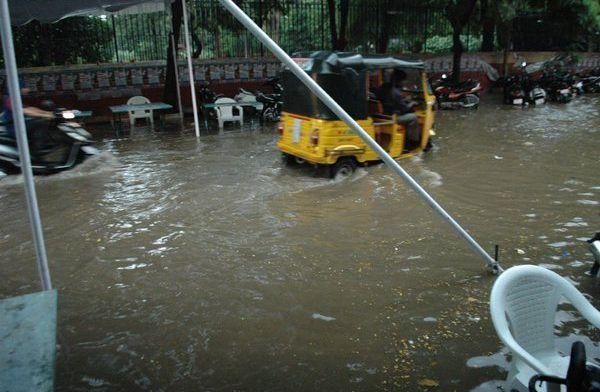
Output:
[
  {"xmin": 282, "ymin": 153, "xmax": 295, "ymax": 166},
  {"xmin": 331, "ymin": 157, "xmax": 357, "ymax": 179}
]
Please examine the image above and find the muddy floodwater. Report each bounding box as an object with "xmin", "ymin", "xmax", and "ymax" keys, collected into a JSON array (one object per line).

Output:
[{"xmin": 1, "ymin": 95, "xmax": 599, "ymax": 391}]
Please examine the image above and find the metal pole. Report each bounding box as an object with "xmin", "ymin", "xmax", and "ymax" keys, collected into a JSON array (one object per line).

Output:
[
  {"xmin": 171, "ymin": 33, "xmax": 184, "ymax": 121},
  {"xmin": 182, "ymin": 0, "xmax": 201, "ymax": 138},
  {"xmin": 0, "ymin": 0, "xmax": 52, "ymax": 290},
  {"xmin": 218, "ymin": 0, "xmax": 501, "ymax": 273}
]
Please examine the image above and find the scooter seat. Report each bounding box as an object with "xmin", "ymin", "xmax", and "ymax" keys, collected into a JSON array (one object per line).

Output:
[{"xmin": 0, "ymin": 144, "xmax": 19, "ymax": 160}]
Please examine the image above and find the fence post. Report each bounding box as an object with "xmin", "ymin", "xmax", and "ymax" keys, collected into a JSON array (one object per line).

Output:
[
  {"xmin": 111, "ymin": 15, "xmax": 120, "ymax": 62},
  {"xmin": 258, "ymin": 0, "xmax": 264, "ymax": 57}
]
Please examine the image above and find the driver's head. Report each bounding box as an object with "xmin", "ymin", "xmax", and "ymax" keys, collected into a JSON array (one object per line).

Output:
[{"xmin": 392, "ymin": 69, "xmax": 407, "ymax": 87}]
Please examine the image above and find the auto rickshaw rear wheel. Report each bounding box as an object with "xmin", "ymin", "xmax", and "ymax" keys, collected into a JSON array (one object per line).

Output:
[
  {"xmin": 282, "ymin": 153, "xmax": 295, "ymax": 166},
  {"xmin": 331, "ymin": 157, "xmax": 357, "ymax": 179}
]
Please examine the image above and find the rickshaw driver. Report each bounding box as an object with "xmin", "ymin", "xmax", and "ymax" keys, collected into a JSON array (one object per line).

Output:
[{"xmin": 375, "ymin": 69, "xmax": 420, "ymax": 147}]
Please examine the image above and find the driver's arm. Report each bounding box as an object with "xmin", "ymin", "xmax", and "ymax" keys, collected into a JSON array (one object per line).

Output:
[{"xmin": 23, "ymin": 106, "xmax": 54, "ymax": 119}]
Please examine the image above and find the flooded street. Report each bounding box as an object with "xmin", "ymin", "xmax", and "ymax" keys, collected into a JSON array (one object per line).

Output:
[{"xmin": 1, "ymin": 95, "xmax": 599, "ymax": 391}]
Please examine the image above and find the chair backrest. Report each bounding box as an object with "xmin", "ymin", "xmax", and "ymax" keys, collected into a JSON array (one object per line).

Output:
[
  {"xmin": 127, "ymin": 96, "xmax": 150, "ymax": 105},
  {"xmin": 127, "ymin": 96, "xmax": 151, "ymax": 116},
  {"xmin": 491, "ymin": 265, "xmax": 594, "ymax": 358},
  {"xmin": 215, "ymin": 97, "xmax": 236, "ymax": 118}
]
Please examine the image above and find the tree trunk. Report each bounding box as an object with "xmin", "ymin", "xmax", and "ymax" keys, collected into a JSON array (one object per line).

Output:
[
  {"xmin": 326, "ymin": 0, "xmax": 338, "ymax": 50},
  {"xmin": 376, "ymin": 2, "xmax": 390, "ymax": 53},
  {"xmin": 446, "ymin": 0, "xmax": 477, "ymax": 84},
  {"xmin": 480, "ymin": 0, "xmax": 495, "ymax": 51},
  {"xmin": 336, "ymin": 0, "xmax": 349, "ymax": 50},
  {"xmin": 452, "ymin": 28, "xmax": 463, "ymax": 84},
  {"xmin": 497, "ymin": 19, "xmax": 513, "ymax": 76},
  {"xmin": 163, "ymin": 0, "xmax": 183, "ymax": 108}
]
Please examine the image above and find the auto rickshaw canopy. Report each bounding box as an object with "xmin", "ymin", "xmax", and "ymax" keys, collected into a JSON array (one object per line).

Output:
[
  {"xmin": 282, "ymin": 51, "xmax": 424, "ymax": 121},
  {"xmin": 290, "ymin": 51, "xmax": 424, "ymax": 74}
]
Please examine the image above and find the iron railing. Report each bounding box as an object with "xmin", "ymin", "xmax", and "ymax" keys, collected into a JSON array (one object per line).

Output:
[{"xmin": 5, "ymin": 0, "xmax": 597, "ymax": 68}]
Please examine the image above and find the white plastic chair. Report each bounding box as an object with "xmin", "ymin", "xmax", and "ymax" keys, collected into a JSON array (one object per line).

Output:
[
  {"xmin": 127, "ymin": 96, "xmax": 153, "ymax": 127},
  {"xmin": 214, "ymin": 97, "xmax": 243, "ymax": 129},
  {"xmin": 490, "ymin": 265, "xmax": 600, "ymax": 391}
]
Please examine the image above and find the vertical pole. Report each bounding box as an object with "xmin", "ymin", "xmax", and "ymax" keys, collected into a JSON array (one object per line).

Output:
[
  {"xmin": 171, "ymin": 34, "xmax": 184, "ymax": 122},
  {"xmin": 182, "ymin": 0, "xmax": 201, "ymax": 137},
  {"xmin": 0, "ymin": 0, "xmax": 52, "ymax": 290},
  {"xmin": 111, "ymin": 15, "xmax": 120, "ymax": 63}
]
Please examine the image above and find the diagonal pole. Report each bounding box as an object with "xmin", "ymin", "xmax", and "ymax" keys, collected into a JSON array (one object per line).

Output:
[
  {"xmin": 218, "ymin": 0, "xmax": 501, "ymax": 274},
  {"xmin": 0, "ymin": 0, "xmax": 52, "ymax": 289}
]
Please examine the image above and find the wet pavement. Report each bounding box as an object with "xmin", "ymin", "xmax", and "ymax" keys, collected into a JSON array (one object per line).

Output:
[{"xmin": 0, "ymin": 94, "xmax": 599, "ymax": 391}]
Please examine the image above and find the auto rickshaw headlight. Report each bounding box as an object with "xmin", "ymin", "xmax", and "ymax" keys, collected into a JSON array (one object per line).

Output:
[{"xmin": 310, "ymin": 129, "xmax": 319, "ymax": 145}]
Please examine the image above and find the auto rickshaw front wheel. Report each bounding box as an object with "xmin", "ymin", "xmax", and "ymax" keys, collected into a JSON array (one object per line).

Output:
[{"xmin": 330, "ymin": 157, "xmax": 357, "ymax": 179}]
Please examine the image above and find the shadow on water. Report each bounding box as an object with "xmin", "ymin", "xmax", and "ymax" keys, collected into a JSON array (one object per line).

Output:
[{"xmin": 0, "ymin": 96, "xmax": 599, "ymax": 390}]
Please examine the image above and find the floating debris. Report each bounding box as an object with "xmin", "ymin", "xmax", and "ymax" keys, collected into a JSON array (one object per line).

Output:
[
  {"xmin": 418, "ymin": 378, "xmax": 439, "ymax": 388},
  {"xmin": 577, "ymin": 200, "xmax": 598, "ymax": 205},
  {"xmin": 311, "ymin": 313, "xmax": 336, "ymax": 322}
]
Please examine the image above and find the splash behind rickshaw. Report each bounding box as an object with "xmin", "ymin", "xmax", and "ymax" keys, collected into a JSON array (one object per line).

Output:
[{"xmin": 277, "ymin": 51, "xmax": 436, "ymax": 177}]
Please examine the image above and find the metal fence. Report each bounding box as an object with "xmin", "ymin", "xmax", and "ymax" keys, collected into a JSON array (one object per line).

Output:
[{"xmin": 7, "ymin": 0, "xmax": 597, "ymax": 68}]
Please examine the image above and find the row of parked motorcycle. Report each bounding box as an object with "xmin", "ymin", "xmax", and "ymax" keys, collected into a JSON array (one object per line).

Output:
[
  {"xmin": 502, "ymin": 63, "xmax": 600, "ymax": 106},
  {"xmin": 430, "ymin": 63, "xmax": 600, "ymax": 109},
  {"xmin": 198, "ymin": 77, "xmax": 283, "ymax": 122}
]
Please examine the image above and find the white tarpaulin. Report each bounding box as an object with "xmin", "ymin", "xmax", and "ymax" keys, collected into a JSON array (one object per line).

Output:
[{"xmin": 10, "ymin": 0, "xmax": 170, "ymax": 25}]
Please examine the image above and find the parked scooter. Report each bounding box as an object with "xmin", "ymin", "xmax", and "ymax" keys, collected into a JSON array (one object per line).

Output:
[
  {"xmin": 520, "ymin": 62, "xmax": 547, "ymax": 105},
  {"xmin": 503, "ymin": 74, "xmax": 527, "ymax": 106},
  {"xmin": 234, "ymin": 78, "xmax": 282, "ymax": 122},
  {"xmin": 432, "ymin": 73, "xmax": 482, "ymax": 109},
  {"xmin": 529, "ymin": 341, "xmax": 600, "ymax": 391},
  {"xmin": 0, "ymin": 108, "xmax": 98, "ymax": 175},
  {"xmin": 199, "ymin": 82, "xmax": 224, "ymax": 121},
  {"xmin": 539, "ymin": 71, "xmax": 573, "ymax": 103},
  {"xmin": 260, "ymin": 77, "xmax": 283, "ymax": 121},
  {"xmin": 234, "ymin": 88, "xmax": 263, "ymax": 115},
  {"xmin": 198, "ymin": 82, "xmax": 224, "ymax": 104},
  {"xmin": 581, "ymin": 75, "xmax": 600, "ymax": 94},
  {"xmin": 256, "ymin": 92, "xmax": 282, "ymax": 122}
]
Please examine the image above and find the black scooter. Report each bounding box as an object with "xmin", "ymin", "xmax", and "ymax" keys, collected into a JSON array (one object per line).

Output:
[
  {"xmin": 0, "ymin": 109, "xmax": 98, "ymax": 176},
  {"xmin": 529, "ymin": 342, "xmax": 600, "ymax": 392},
  {"xmin": 540, "ymin": 71, "xmax": 573, "ymax": 103},
  {"xmin": 257, "ymin": 78, "xmax": 283, "ymax": 122}
]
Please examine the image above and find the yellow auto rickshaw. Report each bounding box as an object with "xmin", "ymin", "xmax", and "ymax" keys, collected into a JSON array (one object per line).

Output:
[{"xmin": 277, "ymin": 51, "xmax": 436, "ymax": 177}]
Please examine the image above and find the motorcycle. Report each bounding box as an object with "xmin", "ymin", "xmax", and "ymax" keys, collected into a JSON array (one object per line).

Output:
[
  {"xmin": 234, "ymin": 78, "xmax": 282, "ymax": 122},
  {"xmin": 0, "ymin": 109, "xmax": 98, "ymax": 175},
  {"xmin": 432, "ymin": 73, "xmax": 482, "ymax": 109},
  {"xmin": 581, "ymin": 76, "xmax": 600, "ymax": 94},
  {"xmin": 503, "ymin": 74, "xmax": 527, "ymax": 106},
  {"xmin": 540, "ymin": 71, "xmax": 573, "ymax": 103},
  {"xmin": 199, "ymin": 82, "xmax": 224, "ymax": 121},
  {"xmin": 256, "ymin": 91, "xmax": 282, "ymax": 122},
  {"xmin": 529, "ymin": 341, "xmax": 600, "ymax": 391}
]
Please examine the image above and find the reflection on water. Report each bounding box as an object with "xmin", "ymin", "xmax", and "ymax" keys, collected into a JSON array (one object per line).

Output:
[{"xmin": 0, "ymin": 95, "xmax": 599, "ymax": 391}]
